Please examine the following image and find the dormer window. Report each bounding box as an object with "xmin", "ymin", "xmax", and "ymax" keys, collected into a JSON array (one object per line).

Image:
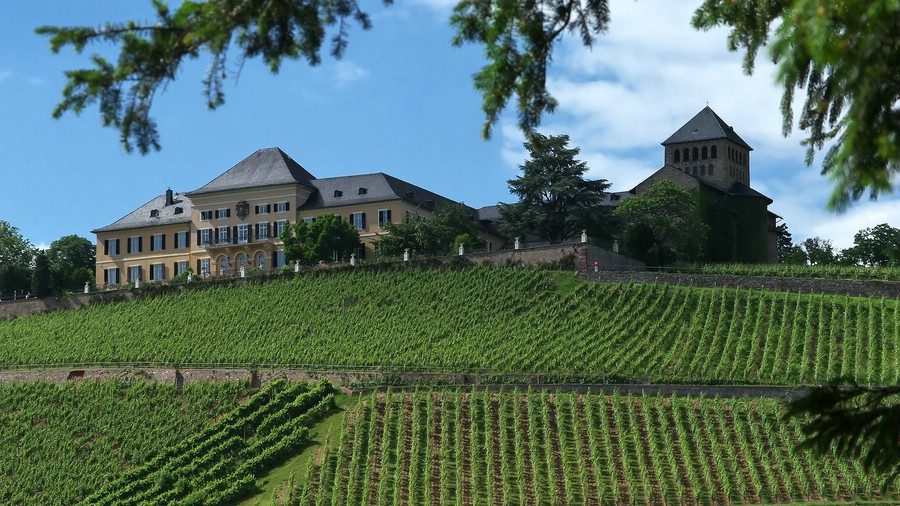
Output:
[
  {"xmin": 149, "ymin": 209, "xmax": 159, "ymax": 218},
  {"xmin": 174, "ymin": 207, "xmax": 183, "ymax": 214},
  {"xmin": 334, "ymin": 190, "xmax": 343, "ymax": 197},
  {"xmin": 358, "ymin": 187, "xmax": 367, "ymax": 195}
]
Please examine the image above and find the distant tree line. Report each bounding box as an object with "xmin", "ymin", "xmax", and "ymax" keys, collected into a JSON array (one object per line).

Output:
[
  {"xmin": 0, "ymin": 221, "xmax": 95, "ymax": 298},
  {"xmin": 777, "ymin": 222, "xmax": 900, "ymax": 267}
]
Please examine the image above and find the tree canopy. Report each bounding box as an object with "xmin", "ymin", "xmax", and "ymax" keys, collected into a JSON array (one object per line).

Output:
[
  {"xmin": 376, "ymin": 203, "xmax": 483, "ymax": 258},
  {"xmin": 497, "ymin": 133, "xmax": 612, "ymax": 244},
  {"xmin": 282, "ymin": 214, "xmax": 360, "ymax": 265},
  {"xmin": 841, "ymin": 223, "xmax": 900, "ymax": 267},
  {"xmin": 693, "ymin": 0, "xmax": 900, "ymax": 209},
  {"xmin": 38, "ymin": 0, "xmax": 610, "ymax": 153},
  {"xmin": 0, "ymin": 221, "xmax": 36, "ymax": 271},
  {"xmin": 46, "ymin": 235, "xmax": 96, "ymax": 292},
  {"xmin": 614, "ymin": 181, "xmax": 708, "ymax": 265}
]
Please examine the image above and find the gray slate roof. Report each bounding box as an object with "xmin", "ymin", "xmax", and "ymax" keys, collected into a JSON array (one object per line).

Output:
[
  {"xmin": 662, "ymin": 106, "xmax": 753, "ymax": 150},
  {"xmin": 299, "ymin": 173, "xmax": 463, "ymax": 212},
  {"xmin": 188, "ymin": 147, "xmax": 316, "ymax": 195},
  {"xmin": 92, "ymin": 192, "xmax": 192, "ymax": 233}
]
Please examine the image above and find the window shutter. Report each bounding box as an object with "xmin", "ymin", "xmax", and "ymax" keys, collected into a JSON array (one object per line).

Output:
[
  {"xmin": 272, "ymin": 221, "xmax": 278, "ymax": 238},
  {"xmin": 127, "ymin": 239, "xmax": 132, "ymax": 254},
  {"xmin": 226, "ymin": 209, "xmax": 231, "ymax": 218},
  {"xmin": 162, "ymin": 234, "xmax": 166, "ymax": 251},
  {"xmin": 285, "ymin": 202, "xmax": 290, "ymax": 211},
  {"xmin": 138, "ymin": 237, "xmax": 143, "ymax": 252},
  {"xmin": 361, "ymin": 213, "xmax": 366, "ymax": 229},
  {"xmin": 104, "ymin": 269, "xmax": 108, "ymax": 284},
  {"xmin": 254, "ymin": 205, "xmax": 259, "ymax": 215},
  {"xmin": 197, "ymin": 259, "xmax": 201, "ymax": 273},
  {"xmin": 104, "ymin": 240, "xmax": 109, "ymax": 256},
  {"xmin": 230, "ymin": 225, "xmax": 236, "ymax": 244},
  {"xmin": 254, "ymin": 223, "xmax": 259, "ymax": 240},
  {"xmin": 150, "ymin": 266, "xmax": 155, "ymax": 280},
  {"xmin": 266, "ymin": 204, "xmax": 271, "ymax": 213},
  {"xmin": 197, "ymin": 230, "xmax": 202, "ymax": 246},
  {"xmin": 150, "ymin": 237, "xmax": 155, "ymax": 252},
  {"xmin": 387, "ymin": 210, "xmax": 392, "ymax": 223}
]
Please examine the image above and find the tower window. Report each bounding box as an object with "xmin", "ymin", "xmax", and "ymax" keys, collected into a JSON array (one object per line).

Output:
[
  {"xmin": 683, "ymin": 148, "xmax": 689, "ymax": 162},
  {"xmin": 700, "ymin": 165, "xmax": 706, "ymax": 176},
  {"xmin": 692, "ymin": 147, "xmax": 698, "ymax": 161},
  {"xmin": 711, "ymin": 145, "xmax": 717, "ymax": 159},
  {"xmin": 709, "ymin": 166, "xmax": 714, "ymax": 176},
  {"xmin": 674, "ymin": 149, "xmax": 680, "ymax": 163},
  {"xmin": 702, "ymin": 146, "xmax": 708, "ymax": 160}
]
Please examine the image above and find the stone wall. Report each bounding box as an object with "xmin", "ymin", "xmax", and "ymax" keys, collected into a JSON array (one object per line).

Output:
[
  {"xmin": 463, "ymin": 243, "xmax": 644, "ymax": 272},
  {"xmin": 586, "ymin": 270, "xmax": 900, "ymax": 299},
  {"xmin": 0, "ymin": 290, "xmax": 134, "ymax": 320}
]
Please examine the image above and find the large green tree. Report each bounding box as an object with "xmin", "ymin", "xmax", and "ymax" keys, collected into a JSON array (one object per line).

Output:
[
  {"xmin": 841, "ymin": 223, "xmax": 900, "ymax": 267},
  {"xmin": 614, "ymin": 181, "xmax": 708, "ymax": 265},
  {"xmin": 0, "ymin": 221, "xmax": 35, "ymax": 271},
  {"xmin": 38, "ymin": 0, "xmax": 609, "ymax": 153},
  {"xmin": 282, "ymin": 214, "xmax": 360, "ymax": 265},
  {"xmin": 376, "ymin": 203, "xmax": 483, "ymax": 258},
  {"xmin": 497, "ymin": 133, "xmax": 612, "ymax": 244},
  {"xmin": 0, "ymin": 221, "xmax": 35, "ymax": 297},
  {"xmin": 47, "ymin": 234, "xmax": 96, "ymax": 293},
  {"xmin": 693, "ymin": 0, "xmax": 900, "ymax": 209},
  {"xmin": 31, "ymin": 251, "xmax": 52, "ymax": 298}
]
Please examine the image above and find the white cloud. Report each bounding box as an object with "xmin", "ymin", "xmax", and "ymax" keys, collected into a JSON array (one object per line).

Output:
[
  {"xmin": 334, "ymin": 61, "xmax": 369, "ymax": 86},
  {"xmin": 496, "ymin": 0, "xmax": 895, "ymax": 251}
]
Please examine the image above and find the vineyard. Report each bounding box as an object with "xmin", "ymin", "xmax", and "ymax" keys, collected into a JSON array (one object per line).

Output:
[
  {"xmin": 695, "ymin": 262, "xmax": 900, "ymax": 281},
  {"xmin": 271, "ymin": 389, "xmax": 897, "ymax": 506},
  {"xmin": 0, "ymin": 379, "xmax": 249, "ymax": 505},
  {"xmin": 0, "ymin": 267, "xmax": 898, "ymax": 385},
  {"xmin": 79, "ymin": 379, "xmax": 336, "ymax": 505}
]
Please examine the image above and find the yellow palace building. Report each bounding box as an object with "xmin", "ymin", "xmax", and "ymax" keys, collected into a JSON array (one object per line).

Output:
[{"xmin": 93, "ymin": 148, "xmax": 503, "ymax": 287}]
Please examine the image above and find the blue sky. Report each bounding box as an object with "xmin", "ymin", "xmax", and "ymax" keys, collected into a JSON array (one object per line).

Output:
[{"xmin": 2, "ymin": 0, "xmax": 898, "ymax": 252}]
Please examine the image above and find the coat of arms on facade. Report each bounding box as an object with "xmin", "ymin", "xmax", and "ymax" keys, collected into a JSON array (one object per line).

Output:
[{"xmin": 236, "ymin": 200, "xmax": 250, "ymax": 220}]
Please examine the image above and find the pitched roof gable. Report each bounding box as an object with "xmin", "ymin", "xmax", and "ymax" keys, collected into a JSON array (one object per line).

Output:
[
  {"xmin": 299, "ymin": 172, "xmax": 463, "ymax": 212},
  {"xmin": 92, "ymin": 192, "xmax": 192, "ymax": 233},
  {"xmin": 188, "ymin": 147, "xmax": 316, "ymax": 195},
  {"xmin": 662, "ymin": 106, "xmax": 753, "ymax": 150}
]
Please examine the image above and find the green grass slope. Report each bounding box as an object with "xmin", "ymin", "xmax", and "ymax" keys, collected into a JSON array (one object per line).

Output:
[{"xmin": 1, "ymin": 266, "xmax": 898, "ymax": 385}]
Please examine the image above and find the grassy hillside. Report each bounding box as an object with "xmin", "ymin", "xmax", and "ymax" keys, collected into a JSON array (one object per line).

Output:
[
  {"xmin": 269, "ymin": 389, "xmax": 897, "ymax": 506},
  {"xmin": 0, "ymin": 380, "xmax": 249, "ymax": 505},
  {"xmin": 1, "ymin": 266, "xmax": 898, "ymax": 385}
]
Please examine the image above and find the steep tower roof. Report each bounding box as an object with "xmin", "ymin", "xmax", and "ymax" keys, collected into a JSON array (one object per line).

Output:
[
  {"xmin": 188, "ymin": 147, "xmax": 316, "ymax": 195},
  {"xmin": 662, "ymin": 106, "xmax": 753, "ymax": 150}
]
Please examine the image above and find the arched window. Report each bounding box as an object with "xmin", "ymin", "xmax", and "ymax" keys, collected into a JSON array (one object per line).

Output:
[
  {"xmin": 702, "ymin": 146, "xmax": 708, "ymax": 160},
  {"xmin": 254, "ymin": 251, "xmax": 266, "ymax": 271},
  {"xmin": 708, "ymin": 166, "xmax": 714, "ymax": 176},
  {"xmin": 692, "ymin": 147, "xmax": 698, "ymax": 161},
  {"xmin": 683, "ymin": 148, "xmax": 689, "ymax": 162},
  {"xmin": 674, "ymin": 149, "xmax": 680, "ymax": 163},
  {"xmin": 711, "ymin": 145, "xmax": 717, "ymax": 159},
  {"xmin": 692, "ymin": 166, "xmax": 698, "ymax": 175},
  {"xmin": 218, "ymin": 255, "xmax": 229, "ymax": 276},
  {"xmin": 729, "ymin": 147, "xmax": 733, "ymax": 160},
  {"xmin": 700, "ymin": 165, "xmax": 706, "ymax": 176}
]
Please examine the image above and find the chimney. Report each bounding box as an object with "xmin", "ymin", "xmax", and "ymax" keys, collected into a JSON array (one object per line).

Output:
[{"xmin": 165, "ymin": 188, "xmax": 174, "ymax": 206}]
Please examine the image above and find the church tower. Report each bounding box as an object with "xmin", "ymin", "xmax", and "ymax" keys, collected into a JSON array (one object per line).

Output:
[{"xmin": 661, "ymin": 106, "xmax": 753, "ymax": 191}]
